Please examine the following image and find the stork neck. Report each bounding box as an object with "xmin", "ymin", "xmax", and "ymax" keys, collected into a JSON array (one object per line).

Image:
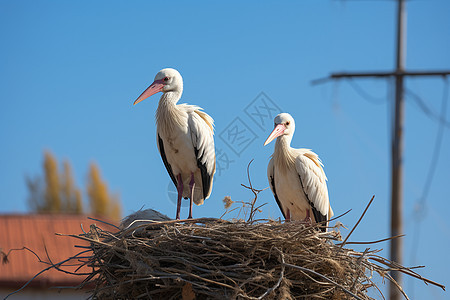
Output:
[
  {"xmin": 273, "ymin": 135, "xmax": 295, "ymax": 171},
  {"xmin": 275, "ymin": 135, "xmax": 292, "ymax": 150},
  {"xmin": 160, "ymin": 90, "xmax": 182, "ymax": 105},
  {"xmin": 156, "ymin": 91, "xmax": 184, "ymax": 134},
  {"xmin": 157, "ymin": 91, "xmax": 182, "ymax": 118}
]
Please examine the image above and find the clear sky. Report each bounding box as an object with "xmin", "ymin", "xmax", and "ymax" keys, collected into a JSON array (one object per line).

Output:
[{"xmin": 1, "ymin": 0, "xmax": 449, "ymax": 298}]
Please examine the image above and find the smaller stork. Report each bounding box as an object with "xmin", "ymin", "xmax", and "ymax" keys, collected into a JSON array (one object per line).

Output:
[
  {"xmin": 133, "ymin": 68, "xmax": 215, "ymax": 220},
  {"xmin": 264, "ymin": 113, "xmax": 333, "ymax": 231}
]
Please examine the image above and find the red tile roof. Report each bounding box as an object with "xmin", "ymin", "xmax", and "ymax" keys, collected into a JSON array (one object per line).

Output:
[{"xmin": 0, "ymin": 214, "xmax": 118, "ymax": 289}]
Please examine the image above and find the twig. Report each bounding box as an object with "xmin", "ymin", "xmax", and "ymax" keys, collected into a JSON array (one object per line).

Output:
[
  {"xmin": 283, "ymin": 263, "xmax": 364, "ymax": 300},
  {"xmin": 339, "ymin": 234, "xmax": 405, "ymax": 245},
  {"xmin": 87, "ymin": 216, "xmax": 120, "ymax": 230},
  {"xmin": 239, "ymin": 159, "xmax": 268, "ymax": 223},
  {"xmin": 340, "ymin": 195, "xmax": 375, "ymax": 249},
  {"xmin": 4, "ymin": 249, "xmax": 92, "ymax": 299},
  {"xmin": 257, "ymin": 248, "xmax": 285, "ymax": 299},
  {"xmin": 220, "ymin": 206, "xmax": 239, "ymax": 219},
  {"xmin": 385, "ymin": 272, "xmax": 410, "ymax": 300},
  {"xmin": 120, "ymin": 217, "xmax": 229, "ymax": 236},
  {"xmin": 1, "ymin": 247, "xmax": 42, "ymax": 265},
  {"xmin": 328, "ymin": 209, "xmax": 352, "ymax": 222},
  {"xmin": 245, "ymin": 159, "xmax": 258, "ymax": 222},
  {"xmin": 368, "ymin": 256, "xmax": 445, "ymax": 290}
]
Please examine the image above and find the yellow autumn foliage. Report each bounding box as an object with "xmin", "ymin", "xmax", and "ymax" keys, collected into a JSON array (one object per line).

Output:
[
  {"xmin": 27, "ymin": 151, "xmax": 121, "ymax": 221},
  {"xmin": 43, "ymin": 151, "xmax": 61, "ymax": 213},
  {"xmin": 87, "ymin": 162, "xmax": 122, "ymax": 221}
]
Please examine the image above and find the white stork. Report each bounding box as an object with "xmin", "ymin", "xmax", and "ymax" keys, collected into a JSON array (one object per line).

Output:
[
  {"xmin": 133, "ymin": 68, "xmax": 215, "ymax": 220},
  {"xmin": 264, "ymin": 113, "xmax": 333, "ymax": 231}
]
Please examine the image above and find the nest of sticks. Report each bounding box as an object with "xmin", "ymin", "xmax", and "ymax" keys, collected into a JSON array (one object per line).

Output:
[
  {"xmin": 86, "ymin": 219, "xmax": 360, "ymax": 299},
  {"xmin": 4, "ymin": 162, "xmax": 444, "ymax": 300},
  {"xmin": 56, "ymin": 203, "xmax": 443, "ymax": 300}
]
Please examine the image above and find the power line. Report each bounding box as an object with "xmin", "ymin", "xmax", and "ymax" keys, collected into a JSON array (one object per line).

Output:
[
  {"xmin": 312, "ymin": 1, "xmax": 450, "ymax": 298},
  {"xmin": 408, "ymin": 77, "xmax": 449, "ymax": 298},
  {"xmin": 405, "ymin": 88, "xmax": 450, "ymax": 128},
  {"xmin": 419, "ymin": 80, "xmax": 449, "ymax": 199},
  {"xmin": 346, "ymin": 78, "xmax": 387, "ymax": 105}
]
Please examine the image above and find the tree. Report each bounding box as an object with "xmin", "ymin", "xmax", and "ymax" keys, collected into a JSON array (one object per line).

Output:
[
  {"xmin": 60, "ymin": 160, "xmax": 83, "ymax": 214},
  {"xmin": 43, "ymin": 151, "xmax": 61, "ymax": 212},
  {"xmin": 27, "ymin": 151, "xmax": 70, "ymax": 213},
  {"xmin": 26, "ymin": 175, "xmax": 43, "ymax": 212},
  {"xmin": 27, "ymin": 151, "xmax": 122, "ymax": 221},
  {"xmin": 27, "ymin": 151, "xmax": 83, "ymax": 214},
  {"xmin": 87, "ymin": 162, "xmax": 122, "ymax": 221}
]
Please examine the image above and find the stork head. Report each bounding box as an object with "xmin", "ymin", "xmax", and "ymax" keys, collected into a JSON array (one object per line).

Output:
[
  {"xmin": 133, "ymin": 68, "xmax": 183, "ymax": 105},
  {"xmin": 263, "ymin": 113, "xmax": 295, "ymax": 146}
]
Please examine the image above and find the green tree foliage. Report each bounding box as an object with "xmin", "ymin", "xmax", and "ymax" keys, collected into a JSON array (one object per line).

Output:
[
  {"xmin": 87, "ymin": 162, "xmax": 122, "ymax": 221},
  {"xmin": 27, "ymin": 151, "xmax": 121, "ymax": 221}
]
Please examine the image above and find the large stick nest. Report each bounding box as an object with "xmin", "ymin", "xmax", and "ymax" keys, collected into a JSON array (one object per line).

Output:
[
  {"xmin": 3, "ymin": 161, "xmax": 445, "ymax": 299},
  {"xmin": 67, "ymin": 216, "xmax": 442, "ymax": 300}
]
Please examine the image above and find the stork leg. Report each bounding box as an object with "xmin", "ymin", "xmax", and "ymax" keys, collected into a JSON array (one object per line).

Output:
[
  {"xmin": 188, "ymin": 172, "xmax": 195, "ymax": 219},
  {"xmin": 286, "ymin": 209, "xmax": 291, "ymax": 222},
  {"xmin": 176, "ymin": 174, "xmax": 183, "ymax": 220},
  {"xmin": 303, "ymin": 209, "xmax": 312, "ymax": 225}
]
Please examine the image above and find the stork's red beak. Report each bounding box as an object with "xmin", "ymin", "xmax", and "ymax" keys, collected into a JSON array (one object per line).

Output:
[
  {"xmin": 263, "ymin": 124, "xmax": 286, "ymax": 146},
  {"xmin": 133, "ymin": 79, "xmax": 164, "ymax": 105}
]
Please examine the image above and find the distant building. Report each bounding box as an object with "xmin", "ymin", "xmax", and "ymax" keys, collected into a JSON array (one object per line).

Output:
[{"xmin": 0, "ymin": 214, "xmax": 118, "ymax": 299}]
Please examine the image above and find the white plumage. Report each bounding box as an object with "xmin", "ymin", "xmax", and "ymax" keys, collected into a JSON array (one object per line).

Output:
[
  {"xmin": 120, "ymin": 209, "xmax": 171, "ymax": 230},
  {"xmin": 134, "ymin": 68, "xmax": 215, "ymax": 219},
  {"xmin": 265, "ymin": 113, "xmax": 333, "ymax": 230}
]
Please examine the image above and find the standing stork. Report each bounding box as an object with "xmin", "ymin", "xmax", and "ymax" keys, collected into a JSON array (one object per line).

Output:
[
  {"xmin": 264, "ymin": 113, "xmax": 333, "ymax": 231},
  {"xmin": 133, "ymin": 68, "xmax": 215, "ymax": 220}
]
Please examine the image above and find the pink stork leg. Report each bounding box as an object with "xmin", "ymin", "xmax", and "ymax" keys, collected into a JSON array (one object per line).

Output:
[
  {"xmin": 188, "ymin": 172, "xmax": 195, "ymax": 219},
  {"xmin": 286, "ymin": 209, "xmax": 291, "ymax": 222},
  {"xmin": 176, "ymin": 174, "xmax": 183, "ymax": 220},
  {"xmin": 303, "ymin": 209, "xmax": 312, "ymax": 225}
]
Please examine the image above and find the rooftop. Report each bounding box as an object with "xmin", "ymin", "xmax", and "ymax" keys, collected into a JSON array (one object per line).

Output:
[{"xmin": 0, "ymin": 214, "xmax": 118, "ymax": 289}]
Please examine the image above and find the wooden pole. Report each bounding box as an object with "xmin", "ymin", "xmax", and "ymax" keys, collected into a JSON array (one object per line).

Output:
[
  {"xmin": 390, "ymin": 0, "xmax": 405, "ymax": 299},
  {"xmin": 311, "ymin": 1, "xmax": 450, "ymax": 295}
]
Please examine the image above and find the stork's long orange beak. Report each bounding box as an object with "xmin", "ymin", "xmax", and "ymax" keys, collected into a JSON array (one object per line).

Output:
[
  {"xmin": 133, "ymin": 79, "xmax": 164, "ymax": 105},
  {"xmin": 263, "ymin": 124, "xmax": 286, "ymax": 146}
]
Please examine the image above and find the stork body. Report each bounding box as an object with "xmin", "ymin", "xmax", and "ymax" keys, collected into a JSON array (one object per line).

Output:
[
  {"xmin": 264, "ymin": 113, "xmax": 333, "ymax": 231},
  {"xmin": 134, "ymin": 68, "xmax": 215, "ymax": 220}
]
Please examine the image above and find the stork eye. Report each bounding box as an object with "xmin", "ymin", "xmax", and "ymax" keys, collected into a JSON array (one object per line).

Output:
[
  {"xmin": 286, "ymin": 121, "xmax": 290, "ymax": 126},
  {"xmin": 163, "ymin": 77, "xmax": 169, "ymax": 82}
]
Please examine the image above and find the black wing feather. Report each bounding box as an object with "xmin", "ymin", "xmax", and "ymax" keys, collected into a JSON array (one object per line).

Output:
[
  {"xmin": 270, "ymin": 172, "xmax": 286, "ymax": 219},
  {"xmin": 298, "ymin": 175, "xmax": 327, "ymax": 232},
  {"xmin": 158, "ymin": 135, "xmax": 177, "ymax": 188},
  {"xmin": 194, "ymin": 147, "xmax": 211, "ymax": 199}
]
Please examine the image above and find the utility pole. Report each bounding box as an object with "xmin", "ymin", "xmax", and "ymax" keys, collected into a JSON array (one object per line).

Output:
[
  {"xmin": 390, "ymin": 1, "xmax": 405, "ymax": 298},
  {"xmin": 312, "ymin": 0, "xmax": 450, "ymax": 299}
]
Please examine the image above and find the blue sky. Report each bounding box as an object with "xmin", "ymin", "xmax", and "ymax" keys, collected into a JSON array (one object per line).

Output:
[{"xmin": 1, "ymin": 0, "xmax": 449, "ymax": 298}]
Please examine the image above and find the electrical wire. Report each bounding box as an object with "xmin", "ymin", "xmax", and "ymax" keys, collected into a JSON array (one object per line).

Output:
[
  {"xmin": 346, "ymin": 78, "xmax": 387, "ymax": 105},
  {"xmin": 408, "ymin": 77, "xmax": 449, "ymax": 298},
  {"xmin": 405, "ymin": 87, "xmax": 450, "ymax": 128}
]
